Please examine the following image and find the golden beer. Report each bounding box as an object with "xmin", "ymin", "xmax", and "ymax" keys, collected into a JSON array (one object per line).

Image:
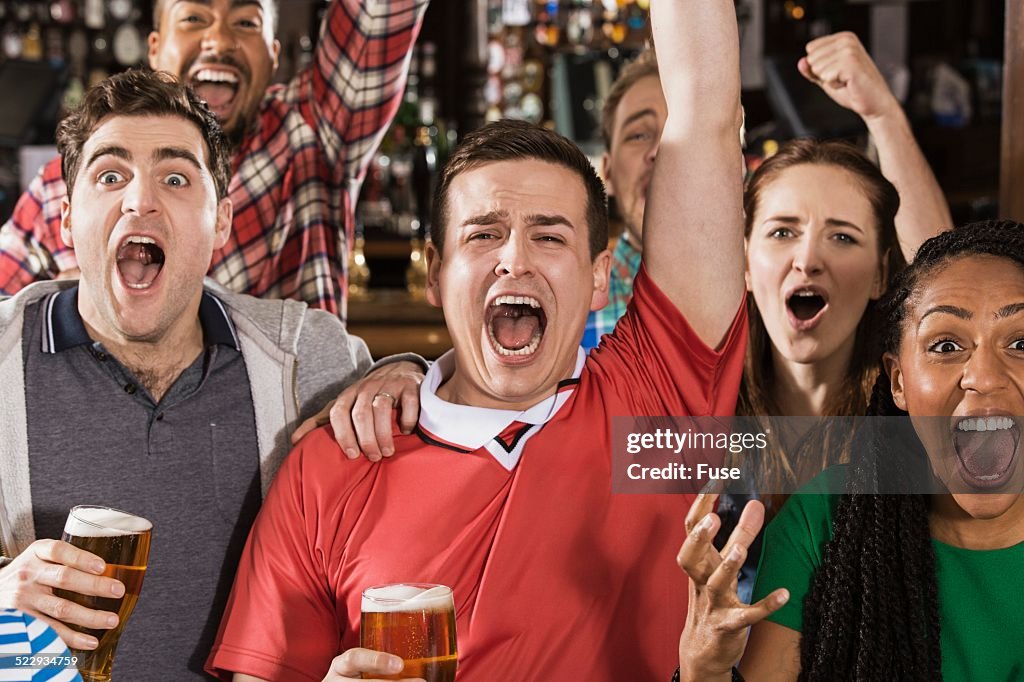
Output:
[
  {"xmin": 360, "ymin": 584, "xmax": 457, "ymax": 682},
  {"xmin": 53, "ymin": 506, "xmax": 152, "ymax": 682}
]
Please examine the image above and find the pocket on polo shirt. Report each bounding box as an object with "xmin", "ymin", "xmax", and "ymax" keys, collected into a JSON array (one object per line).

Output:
[{"xmin": 208, "ymin": 421, "xmax": 262, "ymax": 525}]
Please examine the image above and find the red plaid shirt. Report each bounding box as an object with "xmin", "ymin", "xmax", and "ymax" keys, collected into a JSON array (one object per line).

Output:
[{"xmin": 0, "ymin": 0, "xmax": 427, "ymax": 319}]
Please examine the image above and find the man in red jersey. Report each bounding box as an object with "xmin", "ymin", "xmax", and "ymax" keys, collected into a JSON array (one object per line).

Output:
[
  {"xmin": 0, "ymin": 0, "xmax": 427, "ymax": 318},
  {"xmin": 208, "ymin": 1, "xmax": 747, "ymax": 679}
]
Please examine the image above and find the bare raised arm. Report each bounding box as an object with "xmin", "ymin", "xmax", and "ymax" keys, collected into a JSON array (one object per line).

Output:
[
  {"xmin": 646, "ymin": 0, "xmax": 746, "ymax": 349},
  {"xmin": 799, "ymin": 32, "xmax": 952, "ymax": 260}
]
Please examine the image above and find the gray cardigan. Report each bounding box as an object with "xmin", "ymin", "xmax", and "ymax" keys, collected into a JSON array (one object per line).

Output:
[{"xmin": 0, "ymin": 279, "xmax": 372, "ymax": 557}]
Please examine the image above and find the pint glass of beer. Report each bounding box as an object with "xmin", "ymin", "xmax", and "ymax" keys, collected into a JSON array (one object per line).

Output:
[
  {"xmin": 360, "ymin": 583, "xmax": 457, "ymax": 682},
  {"xmin": 54, "ymin": 505, "xmax": 152, "ymax": 682}
]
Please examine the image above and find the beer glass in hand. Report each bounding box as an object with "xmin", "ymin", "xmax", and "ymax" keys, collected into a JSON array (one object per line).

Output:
[
  {"xmin": 54, "ymin": 506, "xmax": 152, "ymax": 682},
  {"xmin": 360, "ymin": 584, "xmax": 457, "ymax": 682}
]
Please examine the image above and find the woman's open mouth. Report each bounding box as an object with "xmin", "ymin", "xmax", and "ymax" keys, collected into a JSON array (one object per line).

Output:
[
  {"xmin": 785, "ymin": 286, "xmax": 829, "ymax": 331},
  {"xmin": 486, "ymin": 295, "xmax": 547, "ymax": 358},
  {"xmin": 951, "ymin": 416, "xmax": 1021, "ymax": 490},
  {"xmin": 116, "ymin": 235, "xmax": 165, "ymax": 291}
]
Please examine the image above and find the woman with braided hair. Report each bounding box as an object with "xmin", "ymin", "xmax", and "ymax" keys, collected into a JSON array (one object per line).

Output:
[{"xmin": 677, "ymin": 220, "xmax": 1024, "ymax": 682}]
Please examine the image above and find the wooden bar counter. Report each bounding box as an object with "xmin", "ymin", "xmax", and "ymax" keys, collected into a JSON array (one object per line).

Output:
[{"xmin": 346, "ymin": 289, "xmax": 451, "ymax": 360}]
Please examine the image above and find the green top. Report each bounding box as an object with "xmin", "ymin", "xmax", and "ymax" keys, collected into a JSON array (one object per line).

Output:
[{"xmin": 752, "ymin": 465, "xmax": 1024, "ymax": 682}]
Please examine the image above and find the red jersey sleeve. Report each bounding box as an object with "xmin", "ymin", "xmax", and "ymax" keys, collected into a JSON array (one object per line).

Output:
[
  {"xmin": 206, "ymin": 432, "xmax": 348, "ymax": 681},
  {"xmin": 0, "ymin": 156, "xmax": 76, "ymax": 294},
  {"xmin": 589, "ymin": 264, "xmax": 747, "ymax": 417}
]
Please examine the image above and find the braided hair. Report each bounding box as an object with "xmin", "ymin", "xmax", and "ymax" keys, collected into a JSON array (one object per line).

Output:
[{"xmin": 798, "ymin": 219, "xmax": 1024, "ymax": 681}]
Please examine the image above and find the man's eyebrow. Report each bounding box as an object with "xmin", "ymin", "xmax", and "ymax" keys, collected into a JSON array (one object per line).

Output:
[
  {"xmin": 171, "ymin": 0, "xmax": 265, "ymax": 11},
  {"xmin": 526, "ymin": 214, "xmax": 575, "ymax": 229},
  {"xmin": 153, "ymin": 147, "xmax": 204, "ymax": 172},
  {"xmin": 919, "ymin": 305, "xmax": 972, "ymax": 324},
  {"xmin": 462, "ymin": 210, "xmax": 508, "ymax": 226},
  {"xmin": 618, "ymin": 108, "xmax": 657, "ymax": 131},
  {"xmin": 85, "ymin": 145, "xmax": 131, "ymax": 169},
  {"xmin": 230, "ymin": 0, "xmax": 265, "ymax": 11}
]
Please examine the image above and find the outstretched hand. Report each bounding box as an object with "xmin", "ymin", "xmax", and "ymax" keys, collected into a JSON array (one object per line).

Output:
[
  {"xmin": 676, "ymin": 494, "xmax": 789, "ymax": 682},
  {"xmin": 798, "ymin": 31, "xmax": 898, "ymax": 121},
  {"xmin": 292, "ymin": 360, "xmax": 424, "ymax": 460}
]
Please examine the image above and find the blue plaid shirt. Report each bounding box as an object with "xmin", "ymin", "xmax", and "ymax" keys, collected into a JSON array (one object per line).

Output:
[{"xmin": 582, "ymin": 234, "xmax": 642, "ymax": 351}]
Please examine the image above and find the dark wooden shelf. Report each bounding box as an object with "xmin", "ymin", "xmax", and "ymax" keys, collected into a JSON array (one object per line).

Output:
[{"xmin": 347, "ymin": 289, "xmax": 450, "ymax": 360}]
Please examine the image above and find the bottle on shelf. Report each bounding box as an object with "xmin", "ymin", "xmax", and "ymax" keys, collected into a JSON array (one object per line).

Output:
[
  {"xmin": 407, "ymin": 41, "xmax": 442, "ymax": 299},
  {"xmin": 348, "ymin": 222, "xmax": 372, "ymax": 300},
  {"xmin": 351, "ymin": 37, "xmax": 458, "ymax": 295},
  {"xmin": 405, "ymin": 235, "xmax": 428, "ymax": 300}
]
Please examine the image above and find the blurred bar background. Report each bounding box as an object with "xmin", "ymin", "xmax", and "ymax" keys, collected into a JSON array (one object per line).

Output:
[{"xmin": 0, "ymin": 0, "xmax": 1016, "ymax": 358}]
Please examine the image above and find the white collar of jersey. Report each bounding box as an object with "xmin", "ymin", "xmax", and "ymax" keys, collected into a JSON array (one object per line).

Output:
[{"xmin": 417, "ymin": 348, "xmax": 586, "ymax": 470}]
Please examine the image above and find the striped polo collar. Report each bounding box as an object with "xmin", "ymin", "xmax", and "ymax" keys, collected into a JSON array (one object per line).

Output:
[
  {"xmin": 416, "ymin": 348, "xmax": 584, "ymax": 470},
  {"xmin": 40, "ymin": 286, "xmax": 240, "ymax": 354}
]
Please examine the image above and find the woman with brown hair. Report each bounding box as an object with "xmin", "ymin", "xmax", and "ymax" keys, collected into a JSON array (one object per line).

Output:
[
  {"xmin": 737, "ymin": 138, "xmax": 906, "ymax": 494},
  {"xmin": 718, "ymin": 34, "xmax": 952, "ymax": 599},
  {"xmin": 738, "ymin": 27, "xmax": 953, "ymax": 493}
]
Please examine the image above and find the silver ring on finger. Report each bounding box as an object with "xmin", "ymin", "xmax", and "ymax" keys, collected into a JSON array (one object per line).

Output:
[{"xmin": 373, "ymin": 391, "xmax": 397, "ymax": 406}]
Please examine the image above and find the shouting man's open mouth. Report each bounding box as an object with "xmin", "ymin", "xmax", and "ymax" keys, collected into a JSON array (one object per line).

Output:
[
  {"xmin": 486, "ymin": 295, "xmax": 547, "ymax": 359},
  {"xmin": 189, "ymin": 62, "xmax": 246, "ymax": 122},
  {"xmin": 116, "ymin": 235, "xmax": 165, "ymax": 291}
]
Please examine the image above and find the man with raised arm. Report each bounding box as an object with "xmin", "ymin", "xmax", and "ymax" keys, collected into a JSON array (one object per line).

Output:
[
  {"xmin": 208, "ymin": 1, "xmax": 748, "ymax": 679},
  {"xmin": 0, "ymin": 0, "xmax": 428, "ymax": 318}
]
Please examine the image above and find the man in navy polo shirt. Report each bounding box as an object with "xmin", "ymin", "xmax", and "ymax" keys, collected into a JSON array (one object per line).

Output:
[{"xmin": 0, "ymin": 69, "xmax": 412, "ymax": 680}]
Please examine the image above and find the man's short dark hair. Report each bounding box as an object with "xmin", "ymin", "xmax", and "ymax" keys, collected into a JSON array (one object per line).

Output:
[
  {"xmin": 152, "ymin": 0, "xmax": 279, "ymax": 33},
  {"xmin": 57, "ymin": 69, "xmax": 231, "ymax": 200},
  {"xmin": 430, "ymin": 119, "xmax": 608, "ymax": 260}
]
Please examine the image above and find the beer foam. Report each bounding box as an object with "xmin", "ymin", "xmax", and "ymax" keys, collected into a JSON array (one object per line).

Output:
[
  {"xmin": 362, "ymin": 584, "xmax": 453, "ymax": 613},
  {"xmin": 64, "ymin": 507, "xmax": 152, "ymax": 537}
]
